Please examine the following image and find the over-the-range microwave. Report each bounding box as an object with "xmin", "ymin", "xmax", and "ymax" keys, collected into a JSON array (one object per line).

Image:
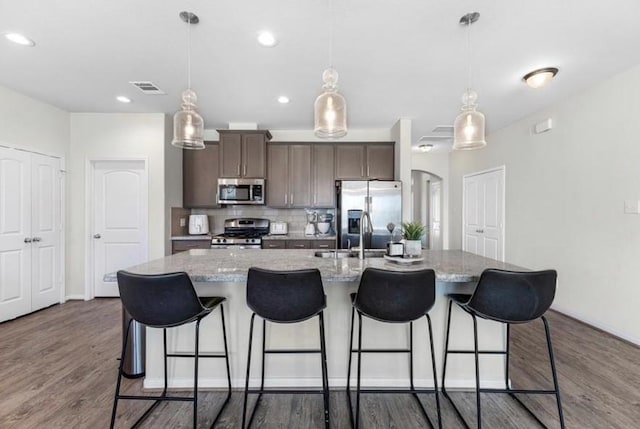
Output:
[{"xmin": 217, "ymin": 178, "xmax": 265, "ymax": 205}]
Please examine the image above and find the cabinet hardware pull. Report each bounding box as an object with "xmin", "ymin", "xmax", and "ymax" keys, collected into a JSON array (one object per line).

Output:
[
  {"xmin": 367, "ymin": 165, "xmax": 370, "ymax": 177},
  {"xmin": 284, "ymin": 194, "xmax": 287, "ymax": 205},
  {"xmin": 243, "ymin": 164, "xmax": 247, "ymax": 176},
  {"xmin": 318, "ymin": 244, "xmax": 329, "ymax": 248},
  {"xmin": 294, "ymin": 244, "xmax": 304, "ymax": 248},
  {"xmin": 94, "ymin": 233, "xmax": 101, "ymax": 239},
  {"xmin": 361, "ymin": 164, "xmax": 364, "ymax": 177},
  {"xmin": 24, "ymin": 237, "xmax": 32, "ymax": 243},
  {"xmin": 237, "ymin": 164, "xmax": 241, "ymax": 176},
  {"xmin": 33, "ymin": 237, "xmax": 42, "ymax": 242},
  {"xmin": 291, "ymin": 194, "xmax": 294, "ymax": 206}
]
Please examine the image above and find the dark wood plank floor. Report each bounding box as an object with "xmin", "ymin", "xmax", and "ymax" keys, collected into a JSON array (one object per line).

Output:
[{"xmin": 1, "ymin": 299, "xmax": 638, "ymax": 428}]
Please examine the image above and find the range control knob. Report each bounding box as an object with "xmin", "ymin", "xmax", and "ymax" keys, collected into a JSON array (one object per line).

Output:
[{"xmin": 222, "ymin": 238, "xmax": 227, "ymax": 243}]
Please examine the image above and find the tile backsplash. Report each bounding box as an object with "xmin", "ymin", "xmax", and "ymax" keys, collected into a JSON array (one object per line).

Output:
[{"xmin": 190, "ymin": 206, "xmax": 336, "ymax": 234}]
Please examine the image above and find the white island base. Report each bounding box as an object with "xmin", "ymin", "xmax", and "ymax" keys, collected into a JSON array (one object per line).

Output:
[{"xmin": 143, "ymin": 280, "xmax": 507, "ymax": 391}]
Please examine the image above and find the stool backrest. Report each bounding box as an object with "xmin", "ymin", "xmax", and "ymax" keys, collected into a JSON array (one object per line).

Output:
[
  {"xmin": 246, "ymin": 268, "xmax": 326, "ymax": 323},
  {"xmin": 468, "ymin": 269, "xmax": 557, "ymax": 323},
  {"xmin": 117, "ymin": 271, "xmax": 204, "ymax": 328},
  {"xmin": 354, "ymin": 268, "xmax": 436, "ymax": 323}
]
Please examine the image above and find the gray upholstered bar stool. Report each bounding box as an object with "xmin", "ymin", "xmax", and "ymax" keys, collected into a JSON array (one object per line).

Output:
[
  {"xmin": 441, "ymin": 269, "xmax": 565, "ymax": 429},
  {"xmin": 347, "ymin": 267, "xmax": 442, "ymax": 429},
  {"xmin": 242, "ymin": 267, "xmax": 330, "ymax": 429},
  {"xmin": 111, "ymin": 271, "xmax": 231, "ymax": 429}
]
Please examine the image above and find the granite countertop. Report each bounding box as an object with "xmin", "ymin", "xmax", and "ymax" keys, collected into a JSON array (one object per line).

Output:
[
  {"xmin": 105, "ymin": 249, "xmax": 524, "ymax": 284},
  {"xmin": 263, "ymin": 233, "xmax": 337, "ymax": 241},
  {"xmin": 171, "ymin": 234, "xmax": 214, "ymax": 241}
]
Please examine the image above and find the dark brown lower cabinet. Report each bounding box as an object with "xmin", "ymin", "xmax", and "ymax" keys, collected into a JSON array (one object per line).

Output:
[{"xmin": 172, "ymin": 239, "xmax": 211, "ymax": 254}]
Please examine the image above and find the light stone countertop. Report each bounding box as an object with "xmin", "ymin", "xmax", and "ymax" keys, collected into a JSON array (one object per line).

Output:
[
  {"xmin": 262, "ymin": 233, "xmax": 337, "ymax": 241},
  {"xmin": 105, "ymin": 249, "xmax": 525, "ymax": 283},
  {"xmin": 171, "ymin": 235, "xmax": 214, "ymax": 241}
]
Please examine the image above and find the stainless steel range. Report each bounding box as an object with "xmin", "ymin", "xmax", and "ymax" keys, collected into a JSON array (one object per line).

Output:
[{"xmin": 211, "ymin": 218, "xmax": 270, "ymax": 249}]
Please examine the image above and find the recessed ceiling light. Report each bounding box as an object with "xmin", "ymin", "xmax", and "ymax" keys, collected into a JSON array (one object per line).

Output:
[
  {"xmin": 116, "ymin": 96, "xmax": 132, "ymax": 103},
  {"xmin": 419, "ymin": 144, "xmax": 434, "ymax": 153},
  {"xmin": 257, "ymin": 31, "xmax": 277, "ymax": 47},
  {"xmin": 2, "ymin": 32, "xmax": 35, "ymax": 47},
  {"xmin": 522, "ymin": 67, "xmax": 559, "ymax": 89},
  {"xmin": 277, "ymin": 96, "xmax": 290, "ymax": 104}
]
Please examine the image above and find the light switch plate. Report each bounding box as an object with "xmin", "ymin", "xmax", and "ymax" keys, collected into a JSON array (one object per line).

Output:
[
  {"xmin": 624, "ymin": 200, "xmax": 640, "ymax": 214},
  {"xmin": 180, "ymin": 217, "xmax": 187, "ymax": 227}
]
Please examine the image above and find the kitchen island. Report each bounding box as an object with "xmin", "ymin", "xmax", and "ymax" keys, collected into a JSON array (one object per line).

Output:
[{"xmin": 109, "ymin": 249, "xmax": 525, "ymax": 390}]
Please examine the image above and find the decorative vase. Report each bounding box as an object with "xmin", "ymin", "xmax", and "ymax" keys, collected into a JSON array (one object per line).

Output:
[{"xmin": 404, "ymin": 240, "xmax": 422, "ymax": 257}]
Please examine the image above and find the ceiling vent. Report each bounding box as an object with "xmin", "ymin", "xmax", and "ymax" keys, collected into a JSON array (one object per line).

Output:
[
  {"xmin": 129, "ymin": 81, "xmax": 165, "ymax": 95},
  {"xmin": 431, "ymin": 125, "xmax": 454, "ymax": 134},
  {"xmin": 418, "ymin": 135, "xmax": 453, "ymax": 142}
]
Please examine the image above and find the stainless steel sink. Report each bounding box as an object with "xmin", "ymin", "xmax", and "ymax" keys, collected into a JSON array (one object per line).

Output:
[{"xmin": 314, "ymin": 249, "xmax": 386, "ymax": 259}]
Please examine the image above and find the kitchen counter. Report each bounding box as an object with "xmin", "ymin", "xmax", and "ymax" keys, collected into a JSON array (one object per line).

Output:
[
  {"xmin": 262, "ymin": 233, "xmax": 337, "ymax": 241},
  {"xmin": 109, "ymin": 249, "xmax": 523, "ymax": 391},
  {"xmin": 171, "ymin": 234, "xmax": 214, "ymax": 241}
]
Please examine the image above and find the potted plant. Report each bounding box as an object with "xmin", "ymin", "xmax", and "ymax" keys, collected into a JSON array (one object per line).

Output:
[{"xmin": 401, "ymin": 222, "xmax": 425, "ymax": 257}]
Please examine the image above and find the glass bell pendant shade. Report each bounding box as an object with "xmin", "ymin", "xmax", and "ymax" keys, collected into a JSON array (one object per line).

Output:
[
  {"xmin": 314, "ymin": 68, "xmax": 347, "ymax": 138},
  {"xmin": 453, "ymin": 89, "xmax": 487, "ymax": 150},
  {"xmin": 172, "ymin": 89, "xmax": 205, "ymax": 150}
]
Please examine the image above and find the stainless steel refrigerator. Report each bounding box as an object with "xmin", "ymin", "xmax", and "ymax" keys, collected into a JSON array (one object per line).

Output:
[{"xmin": 336, "ymin": 180, "xmax": 402, "ymax": 249}]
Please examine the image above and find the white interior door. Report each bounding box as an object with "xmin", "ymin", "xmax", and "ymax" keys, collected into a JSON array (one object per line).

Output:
[
  {"xmin": 463, "ymin": 168, "xmax": 505, "ymax": 261},
  {"xmin": 0, "ymin": 147, "xmax": 32, "ymax": 322},
  {"xmin": 92, "ymin": 160, "xmax": 148, "ymax": 297},
  {"xmin": 30, "ymin": 153, "xmax": 61, "ymax": 311},
  {"xmin": 430, "ymin": 180, "xmax": 442, "ymax": 250}
]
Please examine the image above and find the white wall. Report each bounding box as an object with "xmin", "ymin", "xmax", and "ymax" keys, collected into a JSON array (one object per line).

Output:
[
  {"xmin": 0, "ymin": 85, "xmax": 69, "ymax": 157},
  {"xmin": 449, "ymin": 64, "xmax": 640, "ymax": 344},
  {"xmin": 164, "ymin": 116, "xmax": 182, "ymax": 255},
  {"xmin": 391, "ymin": 119, "xmax": 413, "ymax": 222},
  {"xmin": 412, "ymin": 152, "xmax": 450, "ymax": 249},
  {"xmin": 68, "ymin": 113, "xmax": 168, "ymax": 297}
]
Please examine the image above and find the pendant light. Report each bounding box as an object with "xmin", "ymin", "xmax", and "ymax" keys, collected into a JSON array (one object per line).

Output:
[
  {"xmin": 453, "ymin": 12, "xmax": 487, "ymax": 151},
  {"xmin": 172, "ymin": 11, "xmax": 205, "ymax": 150},
  {"xmin": 314, "ymin": 0, "xmax": 347, "ymax": 138}
]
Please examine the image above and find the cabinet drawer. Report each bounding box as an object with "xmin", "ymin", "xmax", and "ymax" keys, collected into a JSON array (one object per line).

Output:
[
  {"xmin": 286, "ymin": 240, "xmax": 312, "ymax": 249},
  {"xmin": 312, "ymin": 240, "xmax": 336, "ymax": 249},
  {"xmin": 172, "ymin": 240, "xmax": 211, "ymax": 254},
  {"xmin": 262, "ymin": 240, "xmax": 286, "ymax": 249}
]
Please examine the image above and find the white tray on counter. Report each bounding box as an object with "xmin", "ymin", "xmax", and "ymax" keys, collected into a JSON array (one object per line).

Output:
[{"xmin": 383, "ymin": 255, "xmax": 425, "ymax": 264}]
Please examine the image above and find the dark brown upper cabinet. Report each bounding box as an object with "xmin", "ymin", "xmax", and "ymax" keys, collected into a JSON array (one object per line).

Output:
[
  {"xmin": 267, "ymin": 143, "xmax": 312, "ymax": 208},
  {"xmin": 335, "ymin": 143, "xmax": 394, "ymax": 180},
  {"xmin": 218, "ymin": 130, "xmax": 271, "ymax": 178},
  {"xmin": 183, "ymin": 142, "xmax": 220, "ymax": 208},
  {"xmin": 312, "ymin": 144, "xmax": 335, "ymax": 207}
]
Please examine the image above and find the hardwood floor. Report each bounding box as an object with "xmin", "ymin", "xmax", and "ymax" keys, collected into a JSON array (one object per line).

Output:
[{"xmin": 1, "ymin": 299, "xmax": 638, "ymax": 428}]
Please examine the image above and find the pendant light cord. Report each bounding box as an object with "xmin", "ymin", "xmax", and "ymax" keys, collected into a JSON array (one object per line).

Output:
[
  {"xmin": 187, "ymin": 12, "xmax": 192, "ymax": 90},
  {"xmin": 466, "ymin": 13, "xmax": 471, "ymax": 92},
  {"xmin": 329, "ymin": 0, "xmax": 333, "ymax": 68}
]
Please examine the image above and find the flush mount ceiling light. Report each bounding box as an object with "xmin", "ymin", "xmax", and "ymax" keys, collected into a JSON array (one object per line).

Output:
[
  {"xmin": 2, "ymin": 32, "xmax": 35, "ymax": 46},
  {"xmin": 116, "ymin": 96, "xmax": 131, "ymax": 103},
  {"xmin": 172, "ymin": 11, "xmax": 205, "ymax": 150},
  {"xmin": 523, "ymin": 67, "xmax": 559, "ymax": 89},
  {"xmin": 314, "ymin": 0, "xmax": 347, "ymax": 139},
  {"xmin": 257, "ymin": 31, "xmax": 278, "ymax": 47},
  {"xmin": 277, "ymin": 96, "xmax": 290, "ymax": 104},
  {"xmin": 452, "ymin": 12, "xmax": 487, "ymax": 151},
  {"xmin": 418, "ymin": 144, "xmax": 434, "ymax": 153}
]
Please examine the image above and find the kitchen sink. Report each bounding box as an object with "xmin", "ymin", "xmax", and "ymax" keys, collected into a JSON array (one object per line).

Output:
[{"xmin": 314, "ymin": 249, "xmax": 386, "ymax": 259}]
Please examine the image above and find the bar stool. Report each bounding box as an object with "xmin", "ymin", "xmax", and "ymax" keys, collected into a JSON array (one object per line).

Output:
[
  {"xmin": 110, "ymin": 271, "xmax": 231, "ymax": 429},
  {"xmin": 242, "ymin": 267, "xmax": 330, "ymax": 429},
  {"xmin": 347, "ymin": 268, "xmax": 442, "ymax": 429},
  {"xmin": 441, "ymin": 269, "xmax": 565, "ymax": 429}
]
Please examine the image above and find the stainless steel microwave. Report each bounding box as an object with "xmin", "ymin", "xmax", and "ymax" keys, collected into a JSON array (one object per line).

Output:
[{"xmin": 217, "ymin": 178, "xmax": 265, "ymax": 205}]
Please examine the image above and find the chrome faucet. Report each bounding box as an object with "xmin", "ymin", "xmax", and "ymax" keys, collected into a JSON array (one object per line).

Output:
[{"xmin": 358, "ymin": 211, "xmax": 373, "ymax": 260}]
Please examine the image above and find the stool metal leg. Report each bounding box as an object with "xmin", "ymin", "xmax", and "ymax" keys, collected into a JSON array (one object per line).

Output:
[
  {"xmin": 242, "ymin": 313, "xmax": 256, "ymax": 429},
  {"xmin": 426, "ymin": 314, "xmax": 443, "ymax": 429},
  {"xmin": 319, "ymin": 311, "xmax": 331, "ymax": 428},
  {"xmin": 409, "ymin": 322, "xmax": 414, "ymax": 390},
  {"xmin": 109, "ymin": 319, "xmax": 132, "ymax": 429},
  {"xmin": 193, "ymin": 319, "xmax": 201, "ymax": 428},
  {"xmin": 472, "ymin": 314, "xmax": 482, "ymax": 429},
  {"xmin": 355, "ymin": 311, "xmax": 363, "ymax": 429},
  {"xmin": 505, "ymin": 323, "xmax": 511, "ymax": 389},
  {"xmin": 214, "ymin": 303, "xmax": 232, "ymax": 427},
  {"xmin": 543, "ymin": 316, "xmax": 566, "ymax": 429},
  {"xmin": 346, "ymin": 306, "xmax": 355, "ymax": 427}
]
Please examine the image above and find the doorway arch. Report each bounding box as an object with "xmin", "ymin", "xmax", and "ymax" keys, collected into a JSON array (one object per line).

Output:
[{"xmin": 411, "ymin": 169, "xmax": 443, "ymax": 250}]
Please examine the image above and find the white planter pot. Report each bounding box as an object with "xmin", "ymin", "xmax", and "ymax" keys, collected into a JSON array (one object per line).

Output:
[{"xmin": 404, "ymin": 240, "xmax": 422, "ymax": 257}]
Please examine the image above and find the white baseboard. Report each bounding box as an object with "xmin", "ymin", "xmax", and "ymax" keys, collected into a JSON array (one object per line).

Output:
[
  {"xmin": 552, "ymin": 304, "xmax": 640, "ymax": 346},
  {"xmin": 65, "ymin": 294, "xmax": 87, "ymax": 301},
  {"xmin": 143, "ymin": 376, "xmax": 507, "ymax": 391}
]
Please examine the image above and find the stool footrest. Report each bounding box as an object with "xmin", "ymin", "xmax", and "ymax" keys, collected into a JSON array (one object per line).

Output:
[
  {"xmin": 245, "ymin": 388, "xmax": 326, "ymax": 395},
  {"xmin": 116, "ymin": 394, "xmax": 194, "ymax": 402},
  {"xmin": 350, "ymin": 348, "xmax": 410, "ymax": 354},
  {"xmin": 480, "ymin": 388, "xmax": 557, "ymax": 394},
  {"xmin": 349, "ymin": 388, "xmax": 438, "ymax": 394},
  {"xmin": 446, "ymin": 349, "xmax": 506, "ymax": 354},
  {"xmin": 166, "ymin": 352, "xmax": 227, "ymax": 358},
  {"xmin": 264, "ymin": 348, "xmax": 321, "ymax": 354}
]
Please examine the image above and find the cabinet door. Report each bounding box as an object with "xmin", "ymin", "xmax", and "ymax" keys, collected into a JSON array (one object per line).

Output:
[
  {"xmin": 0, "ymin": 147, "xmax": 32, "ymax": 322},
  {"xmin": 262, "ymin": 240, "xmax": 286, "ymax": 249},
  {"xmin": 289, "ymin": 145, "xmax": 312, "ymax": 208},
  {"xmin": 312, "ymin": 240, "xmax": 336, "ymax": 249},
  {"xmin": 366, "ymin": 144, "xmax": 394, "ymax": 180},
  {"xmin": 183, "ymin": 143, "xmax": 219, "ymax": 208},
  {"xmin": 172, "ymin": 240, "xmax": 211, "ymax": 254},
  {"xmin": 312, "ymin": 145, "xmax": 335, "ymax": 207},
  {"xmin": 335, "ymin": 145, "xmax": 365, "ymax": 180},
  {"xmin": 219, "ymin": 133, "xmax": 242, "ymax": 177},
  {"xmin": 286, "ymin": 240, "xmax": 311, "ymax": 249},
  {"xmin": 267, "ymin": 144, "xmax": 289, "ymax": 207},
  {"xmin": 243, "ymin": 134, "xmax": 266, "ymax": 178}
]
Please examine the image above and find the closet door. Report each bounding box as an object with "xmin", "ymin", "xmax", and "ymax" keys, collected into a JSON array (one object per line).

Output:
[
  {"xmin": 0, "ymin": 147, "xmax": 32, "ymax": 322},
  {"xmin": 30, "ymin": 153, "xmax": 61, "ymax": 311}
]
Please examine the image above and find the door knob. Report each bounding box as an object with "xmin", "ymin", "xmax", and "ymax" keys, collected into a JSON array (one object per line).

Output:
[
  {"xmin": 94, "ymin": 234, "xmax": 101, "ymax": 239},
  {"xmin": 24, "ymin": 237, "xmax": 32, "ymax": 243},
  {"xmin": 32, "ymin": 237, "xmax": 42, "ymax": 242}
]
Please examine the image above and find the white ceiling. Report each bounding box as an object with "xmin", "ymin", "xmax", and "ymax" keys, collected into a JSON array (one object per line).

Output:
[{"xmin": 2, "ymin": 0, "xmax": 640, "ymax": 151}]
